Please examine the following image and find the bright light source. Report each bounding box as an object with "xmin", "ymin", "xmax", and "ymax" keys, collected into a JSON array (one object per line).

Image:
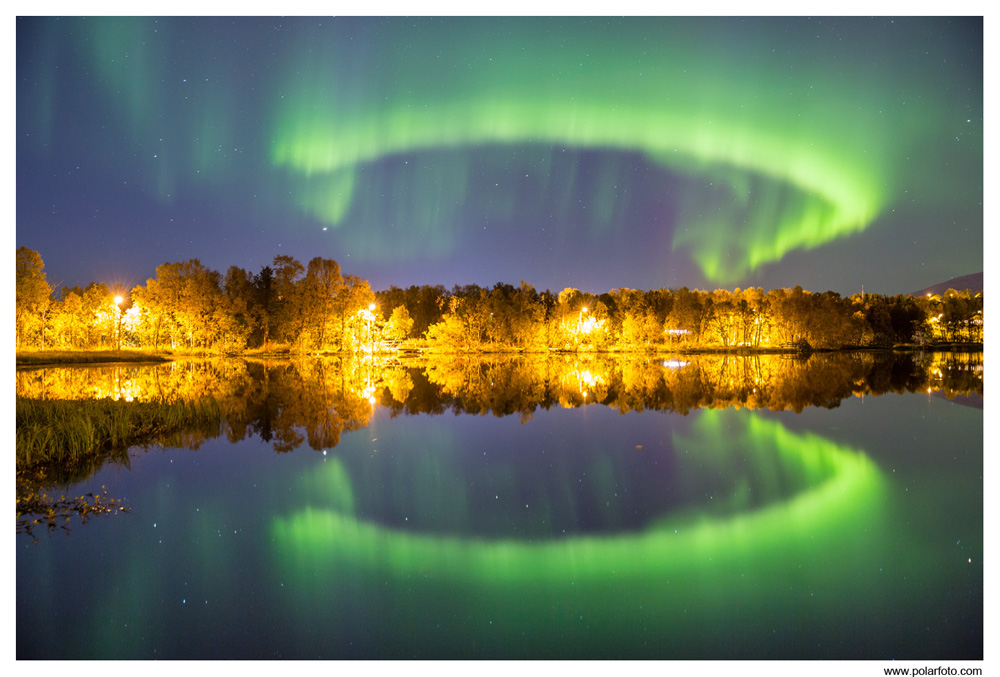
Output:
[{"xmin": 114, "ymin": 295, "xmax": 124, "ymax": 305}]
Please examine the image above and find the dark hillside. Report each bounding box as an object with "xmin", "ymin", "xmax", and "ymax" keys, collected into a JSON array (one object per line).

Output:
[{"xmin": 909, "ymin": 272, "xmax": 982, "ymax": 297}]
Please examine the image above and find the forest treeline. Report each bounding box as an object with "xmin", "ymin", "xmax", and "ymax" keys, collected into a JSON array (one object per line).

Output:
[{"xmin": 15, "ymin": 246, "xmax": 983, "ymax": 354}]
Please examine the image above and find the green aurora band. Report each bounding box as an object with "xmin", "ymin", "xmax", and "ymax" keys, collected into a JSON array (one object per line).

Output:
[
  {"xmin": 21, "ymin": 17, "xmax": 980, "ymax": 287},
  {"xmin": 263, "ymin": 17, "xmax": 963, "ymax": 282},
  {"xmin": 272, "ymin": 98, "xmax": 882, "ymax": 281}
]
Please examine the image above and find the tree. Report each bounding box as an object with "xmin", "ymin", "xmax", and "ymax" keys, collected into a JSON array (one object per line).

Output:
[
  {"xmin": 82, "ymin": 283, "xmax": 114, "ymax": 347},
  {"xmin": 47, "ymin": 288, "xmax": 86, "ymax": 349},
  {"xmin": 736, "ymin": 287, "xmax": 770, "ymax": 347},
  {"xmin": 384, "ymin": 305, "xmax": 414, "ymax": 343},
  {"xmin": 612, "ymin": 287, "xmax": 661, "ymax": 351},
  {"xmin": 337, "ymin": 275, "xmax": 376, "ymax": 352},
  {"xmin": 300, "ymin": 257, "xmax": 345, "ymax": 349},
  {"xmin": 665, "ymin": 287, "xmax": 709, "ymax": 346},
  {"xmin": 425, "ymin": 310, "xmax": 470, "ymax": 352},
  {"xmin": 705, "ymin": 289, "xmax": 738, "ymax": 346},
  {"xmin": 253, "ymin": 265, "xmax": 276, "ymax": 346},
  {"xmin": 16, "ymin": 247, "xmax": 52, "ymax": 348},
  {"xmin": 217, "ymin": 266, "xmax": 259, "ymax": 351},
  {"xmin": 374, "ymin": 284, "xmax": 447, "ymax": 338},
  {"xmin": 510, "ymin": 281, "xmax": 546, "ymax": 351},
  {"xmin": 270, "ymin": 255, "xmax": 307, "ymax": 345},
  {"xmin": 939, "ymin": 289, "xmax": 982, "ymax": 342},
  {"xmin": 134, "ymin": 259, "xmax": 222, "ymax": 349}
]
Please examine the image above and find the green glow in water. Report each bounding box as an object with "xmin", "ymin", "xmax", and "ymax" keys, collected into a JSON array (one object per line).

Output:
[{"xmin": 273, "ymin": 410, "xmax": 884, "ymax": 586}]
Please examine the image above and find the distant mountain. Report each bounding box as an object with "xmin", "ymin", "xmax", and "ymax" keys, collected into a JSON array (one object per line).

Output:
[{"xmin": 909, "ymin": 272, "xmax": 982, "ymax": 297}]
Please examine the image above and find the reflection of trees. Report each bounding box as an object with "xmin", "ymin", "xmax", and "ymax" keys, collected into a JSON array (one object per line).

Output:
[
  {"xmin": 205, "ymin": 358, "xmax": 392, "ymax": 453},
  {"xmin": 17, "ymin": 357, "xmax": 412, "ymax": 457},
  {"xmin": 418, "ymin": 351, "xmax": 982, "ymax": 417},
  {"xmin": 914, "ymin": 351, "xmax": 984, "ymax": 400},
  {"xmin": 18, "ymin": 351, "xmax": 984, "ymax": 464},
  {"xmin": 423, "ymin": 356, "xmax": 553, "ymax": 421}
]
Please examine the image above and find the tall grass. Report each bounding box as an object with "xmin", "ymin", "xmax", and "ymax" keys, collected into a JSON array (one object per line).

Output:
[
  {"xmin": 16, "ymin": 397, "xmax": 222, "ymax": 471},
  {"xmin": 16, "ymin": 350, "xmax": 171, "ymax": 366}
]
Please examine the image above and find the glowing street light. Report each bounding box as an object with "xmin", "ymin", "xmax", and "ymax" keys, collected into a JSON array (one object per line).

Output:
[
  {"xmin": 114, "ymin": 295, "xmax": 124, "ymax": 350},
  {"xmin": 358, "ymin": 303, "xmax": 378, "ymax": 353}
]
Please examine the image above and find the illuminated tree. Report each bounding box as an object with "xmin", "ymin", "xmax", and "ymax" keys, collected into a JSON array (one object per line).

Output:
[
  {"xmin": 337, "ymin": 275, "xmax": 377, "ymax": 352},
  {"xmin": 47, "ymin": 288, "xmax": 87, "ymax": 349},
  {"xmin": 302, "ymin": 257, "xmax": 344, "ymax": 349},
  {"xmin": 384, "ymin": 305, "xmax": 414, "ymax": 343},
  {"xmin": 610, "ymin": 288, "xmax": 659, "ymax": 351},
  {"xmin": 549, "ymin": 288, "xmax": 600, "ymax": 350},
  {"xmin": 510, "ymin": 281, "xmax": 547, "ymax": 351},
  {"xmin": 270, "ymin": 255, "xmax": 307, "ymax": 346},
  {"xmin": 705, "ymin": 289, "xmax": 740, "ymax": 346},
  {"xmin": 665, "ymin": 287, "xmax": 709, "ymax": 346},
  {"xmin": 425, "ymin": 292, "xmax": 488, "ymax": 353},
  {"xmin": 938, "ymin": 289, "xmax": 982, "ymax": 342},
  {"xmin": 218, "ymin": 266, "xmax": 259, "ymax": 350},
  {"xmin": 132, "ymin": 260, "xmax": 222, "ymax": 349},
  {"xmin": 82, "ymin": 283, "xmax": 115, "ymax": 348},
  {"xmin": 180, "ymin": 263, "xmax": 223, "ymax": 348},
  {"xmin": 252, "ymin": 265, "xmax": 276, "ymax": 346},
  {"xmin": 736, "ymin": 287, "xmax": 770, "ymax": 347},
  {"xmin": 15, "ymin": 247, "xmax": 52, "ymax": 349},
  {"xmin": 376, "ymin": 284, "xmax": 447, "ymax": 338},
  {"xmin": 424, "ymin": 309, "xmax": 470, "ymax": 352}
]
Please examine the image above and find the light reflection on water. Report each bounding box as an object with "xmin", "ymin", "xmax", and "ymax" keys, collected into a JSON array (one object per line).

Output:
[{"xmin": 15, "ymin": 352, "xmax": 983, "ymax": 659}]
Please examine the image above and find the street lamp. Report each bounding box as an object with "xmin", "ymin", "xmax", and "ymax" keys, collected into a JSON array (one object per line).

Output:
[
  {"xmin": 114, "ymin": 295, "xmax": 124, "ymax": 351},
  {"xmin": 367, "ymin": 303, "xmax": 377, "ymax": 353}
]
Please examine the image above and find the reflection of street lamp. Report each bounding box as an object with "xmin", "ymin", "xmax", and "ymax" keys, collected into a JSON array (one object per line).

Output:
[{"xmin": 114, "ymin": 296, "xmax": 124, "ymax": 350}]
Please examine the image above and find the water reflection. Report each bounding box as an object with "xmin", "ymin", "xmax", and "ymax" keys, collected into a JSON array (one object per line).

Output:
[
  {"xmin": 274, "ymin": 407, "xmax": 884, "ymax": 541},
  {"xmin": 16, "ymin": 350, "xmax": 982, "ymax": 519},
  {"xmin": 17, "ymin": 351, "xmax": 984, "ymax": 440},
  {"xmin": 15, "ymin": 352, "xmax": 983, "ymax": 658},
  {"xmin": 266, "ymin": 408, "xmax": 891, "ymax": 659}
]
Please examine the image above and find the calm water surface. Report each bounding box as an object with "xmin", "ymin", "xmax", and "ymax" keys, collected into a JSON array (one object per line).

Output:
[{"xmin": 16, "ymin": 353, "xmax": 983, "ymax": 659}]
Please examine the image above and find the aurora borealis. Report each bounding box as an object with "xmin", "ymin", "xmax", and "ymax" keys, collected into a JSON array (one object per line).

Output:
[{"xmin": 16, "ymin": 16, "xmax": 982, "ymax": 294}]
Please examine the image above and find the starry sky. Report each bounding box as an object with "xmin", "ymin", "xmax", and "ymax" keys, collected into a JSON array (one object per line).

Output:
[{"xmin": 15, "ymin": 16, "xmax": 983, "ymax": 296}]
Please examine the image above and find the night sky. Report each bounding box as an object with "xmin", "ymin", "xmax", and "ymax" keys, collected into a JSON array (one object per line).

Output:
[{"xmin": 15, "ymin": 16, "xmax": 983, "ymax": 297}]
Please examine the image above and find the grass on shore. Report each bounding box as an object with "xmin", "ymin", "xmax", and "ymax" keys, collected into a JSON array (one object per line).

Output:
[
  {"xmin": 16, "ymin": 396, "xmax": 222, "ymax": 471},
  {"xmin": 16, "ymin": 350, "xmax": 172, "ymax": 367}
]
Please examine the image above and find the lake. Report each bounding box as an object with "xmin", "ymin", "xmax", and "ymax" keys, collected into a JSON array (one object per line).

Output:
[{"xmin": 15, "ymin": 351, "xmax": 983, "ymax": 659}]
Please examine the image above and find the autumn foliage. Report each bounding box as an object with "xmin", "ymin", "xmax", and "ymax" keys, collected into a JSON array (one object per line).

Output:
[{"xmin": 15, "ymin": 247, "xmax": 983, "ymax": 353}]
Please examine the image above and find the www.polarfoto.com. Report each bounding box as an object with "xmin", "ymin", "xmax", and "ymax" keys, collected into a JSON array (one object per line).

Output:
[{"xmin": 883, "ymin": 668, "xmax": 982, "ymax": 676}]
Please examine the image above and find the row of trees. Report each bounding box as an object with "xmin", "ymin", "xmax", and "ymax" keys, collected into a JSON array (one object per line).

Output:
[
  {"xmin": 398, "ymin": 281, "xmax": 982, "ymax": 352},
  {"xmin": 15, "ymin": 248, "xmax": 412, "ymax": 353},
  {"xmin": 15, "ymin": 246, "xmax": 983, "ymax": 353}
]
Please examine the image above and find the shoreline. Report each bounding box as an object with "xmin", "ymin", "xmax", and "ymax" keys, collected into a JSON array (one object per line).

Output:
[{"xmin": 15, "ymin": 343, "xmax": 983, "ymax": 367}]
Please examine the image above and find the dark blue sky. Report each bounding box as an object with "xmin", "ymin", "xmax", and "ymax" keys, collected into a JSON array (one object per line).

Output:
[{"xmin": 16, "ymin": 16, "xmax": 983, "ymax": 296}]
